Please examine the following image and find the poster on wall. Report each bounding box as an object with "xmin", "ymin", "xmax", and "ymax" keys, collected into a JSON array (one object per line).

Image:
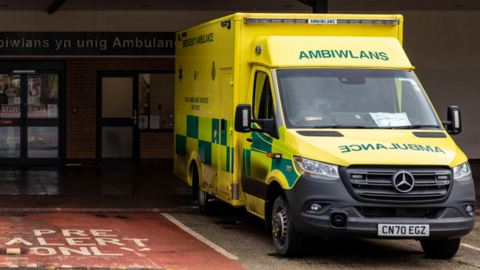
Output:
[
  {"xmin": 0, "ymin": 75, "xmax": 3, "ymax": 94},
  {"xmin": 139, "ymin": 116, "xmax": 148, "ymax": 129},
  {"xmin": 49, "ymin": 75, "xmax": 58, "ymax": 99},
  {"xmin": 28, "ymin": 105, "xmax": 47, "ymax": 118},
  {"xmin": 47, "ymin": 104, "xmax": 58, "ymax": 118},
  {"xmin": 150, "ymin": 115, "xmax": 159, "ymax": 129},
  {"xmin": 1, "ymin": 105, "xmax": 20, "ymax": 118},
  {"xmin": 5, "ymin": 88, "xmax": 18, "ymax": 97},
  {"xmin": 28, "ymin": 78, "xmax": 41, "ymax": 98}
]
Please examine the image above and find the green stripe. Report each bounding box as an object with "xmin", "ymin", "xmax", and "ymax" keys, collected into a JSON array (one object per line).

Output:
[
  {"xmin": 198, "ymin": 140, "xmax": 212, "ymax": 165},
  {"xmin": 226, "ymin": 147, "xmax": 230, "ymax": 173},
  {"xmin": 271, "ymin": 158, "xmax": 298, "ymax": 188},
  {"xmin": 187, "ymin": 115, "xmax": 199, "ymax": 139},
  {"xmin": 175, "ymin": 134, "xmax": 187, "ymax": 157}
]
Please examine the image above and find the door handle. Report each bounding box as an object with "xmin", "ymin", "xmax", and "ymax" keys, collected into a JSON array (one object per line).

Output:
[
  {"xmin": 132, "ymin": 110, "xmax": 137, "ymax": 124},
  {"xmin": 246, "ymin": 137, "xmax": 253, "ymax": 143}
]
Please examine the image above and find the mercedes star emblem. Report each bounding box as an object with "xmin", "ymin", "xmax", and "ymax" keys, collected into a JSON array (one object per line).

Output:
[{"xmin": 392, "ymin": 171, "xmax": 415, "ymax": 193}]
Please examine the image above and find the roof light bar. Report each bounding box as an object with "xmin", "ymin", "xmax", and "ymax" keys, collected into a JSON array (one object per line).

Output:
[{"xmin": 244, "ymin": 18, "xmax": 398, "ymax": 25}]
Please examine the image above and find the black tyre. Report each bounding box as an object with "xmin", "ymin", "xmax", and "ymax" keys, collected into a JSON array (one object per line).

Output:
[
  {"xmin": 198, "ymin": 183, "xmax": 214, "ymax": 215},
  {"xmin": 420, "ymin": 238, "xmax": 461, "ymax": 259},
  {"xmin": 191, "ymin": 165, "xmax": 199, "ymax": 203},
  {"xmin": 271, "ymin": 195, "xmax": 305, "ymax": 257}
]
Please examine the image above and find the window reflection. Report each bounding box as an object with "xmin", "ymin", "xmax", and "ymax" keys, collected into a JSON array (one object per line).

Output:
[
  {"xmin": 0, "ymin": 127, "xmax": 20, "ymax": 157},
  {"xmin": 139, "ymin": 73, "xmax": 174, "ymax": 130},
  {"xmin": 28, "ymin": 127, "xmax": 58, "ymax": 158},
  {"xmin": 27, "ymin": 74, "xmax": 59, "ymax": 118},
  {"xmin": 0, "ymin": 75, "xmax": 21, "ymax": 118}
]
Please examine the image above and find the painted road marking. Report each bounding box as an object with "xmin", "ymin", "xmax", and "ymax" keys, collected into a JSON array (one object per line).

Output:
[
  {"xmin": 162, "ymin": 213, "xmax": 239, "ymax": 260},
  {"xmin": 0, "ymin": 213, "xmax": 245, "ymax": 269},
  {"xmin": 461, "ymin": 243, "xmax": 480, "ymax": 252},
  {"xmin": 3, "ymin": 228, "xmax": 148, "ymax": 256}
]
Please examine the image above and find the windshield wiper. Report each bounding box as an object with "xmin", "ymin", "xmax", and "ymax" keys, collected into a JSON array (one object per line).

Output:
[
  {"xmin": 380, "ymin": 125, "xmax": 441, "ymax": 129},
  {"xmin": 314, "ymin": 125, "xmax": 378, "ymax": 129}
]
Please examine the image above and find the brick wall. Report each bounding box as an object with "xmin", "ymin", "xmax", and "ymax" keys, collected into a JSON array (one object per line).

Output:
[
  {"xmin": 64, "ymin": 57, "xmax": 175, "ymax": 161},
  {"xmin": 140, "ymin": 133, "xmax": 174, "ymax": 163}
]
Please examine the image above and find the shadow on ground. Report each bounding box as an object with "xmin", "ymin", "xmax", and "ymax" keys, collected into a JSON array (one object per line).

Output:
[{"xmin": 0, "ymin": 164, "xmax": 195, "ymax": 209}]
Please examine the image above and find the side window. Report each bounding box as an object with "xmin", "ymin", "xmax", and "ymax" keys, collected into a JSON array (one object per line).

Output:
[{"xmin": 253, "ymin": 71, "xmax": 274, "ymax": 121}]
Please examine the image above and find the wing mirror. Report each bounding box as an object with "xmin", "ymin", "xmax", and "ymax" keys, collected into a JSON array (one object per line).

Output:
[
  {"xmin": 234, "ymin": 104, "xmax": 279, "ymax": 139},
  {"xmin": 442, "ymin": 106, "xmax": 461, "ymax": 135},
  {"xmin": 235, "ymin": 104, "xmax": 252, "ymax": 133}
]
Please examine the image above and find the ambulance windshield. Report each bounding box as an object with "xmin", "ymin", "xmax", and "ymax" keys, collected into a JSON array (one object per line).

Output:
[{"xmin": 276, "ymin": 69, "xmax": 441, "ymax": 129}]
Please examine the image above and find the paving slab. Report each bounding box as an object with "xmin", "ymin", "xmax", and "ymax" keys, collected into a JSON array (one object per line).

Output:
[{"xmin": 0, "ymin": 213, "xmax": 245, "ymax": 269}]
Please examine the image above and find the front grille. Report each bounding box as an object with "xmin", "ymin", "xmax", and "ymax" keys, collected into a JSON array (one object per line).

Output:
[
  {"xmin": 345, "ymin": 166, "xmax": 452, "ymax": 203},
  {"xmin": 356, "ymin": 207, "xmax": 441, "ymax": 218}
]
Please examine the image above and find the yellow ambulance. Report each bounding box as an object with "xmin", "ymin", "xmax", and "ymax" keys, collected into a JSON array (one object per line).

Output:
[{"xmin": 174, "ymin": 13, "xmax": 475, "ymax": 258}]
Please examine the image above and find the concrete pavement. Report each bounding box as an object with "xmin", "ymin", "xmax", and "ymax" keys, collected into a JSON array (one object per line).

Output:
[{"xmin": 170, "ymin": 208, "xmax": 480, "ymax": 270}]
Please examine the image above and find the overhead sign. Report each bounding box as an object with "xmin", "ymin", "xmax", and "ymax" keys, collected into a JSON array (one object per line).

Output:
[{"xmin": 0, "ymin": 32, "xmax": 175, "ymax": 56}]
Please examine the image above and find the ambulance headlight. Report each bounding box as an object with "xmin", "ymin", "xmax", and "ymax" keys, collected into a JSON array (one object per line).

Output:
[
  {"xmin": 453, "ymin": 162, "xmax": 472, "ymax": 181},
  {"xmin": 293, "ymin": 157, "xmax": 339, "ymax": 180}
]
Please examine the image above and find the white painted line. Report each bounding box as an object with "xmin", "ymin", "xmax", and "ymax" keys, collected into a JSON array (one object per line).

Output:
[
  {"xmin": 461, "ymin": 243, "xmax": 480, "ymax": 252},
  {"xmin": 161, "ymin": 213, "xmax": 239, "ymax": 260},
  {"xmin": 6, "ymin": 248, "xmax": 20, "ymax": 255}
]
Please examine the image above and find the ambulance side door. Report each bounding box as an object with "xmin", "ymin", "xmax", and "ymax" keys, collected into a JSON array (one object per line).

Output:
[
  {"xmin": 216, "ymin": 68, "xmax": 234, "ymax": 200},
  {"xmin": 242, "ymin": 66, "xmax": 277, "ymax": 205}
]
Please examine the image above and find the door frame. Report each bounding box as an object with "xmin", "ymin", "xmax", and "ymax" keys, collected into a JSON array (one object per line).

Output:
[
  {"xmin": 96, "ymin": 71, "xmax": 139, "ymax": 164},
  {"xmin": 0, "ymin": 61, "xmax": 65, "ymax": 165}
]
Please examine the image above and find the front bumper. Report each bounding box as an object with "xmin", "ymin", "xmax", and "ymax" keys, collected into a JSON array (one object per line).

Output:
[{"xmin": 284, "ymin": 175, "xmax": 475, "ymax": 239}]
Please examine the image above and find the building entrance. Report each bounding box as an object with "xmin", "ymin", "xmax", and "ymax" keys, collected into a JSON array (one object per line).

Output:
[
  {"xmin": 0, "ymin": 62, "xmax": 64, "ymax": 165},
  {"xmin": 96, "ymin": 71, "xmax": 175, "ymax": 164},
  {"xmin": 97, "ymin": 72, "xmax": 139, "ymax": 163}
]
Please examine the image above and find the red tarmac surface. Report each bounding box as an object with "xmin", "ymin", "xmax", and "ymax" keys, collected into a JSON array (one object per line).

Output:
[{"xmin": 0, "ymin": 213, "xmax": 245, "ymax": 269}]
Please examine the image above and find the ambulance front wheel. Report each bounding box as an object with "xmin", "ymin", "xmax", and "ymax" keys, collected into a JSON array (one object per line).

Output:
[
  {"xmin": 420, "ymin": 238, "xmax": 461, "ymax": 259},
  {"xmin": 272, "ymin": 195, "xmax": 305, "ymax": 257}
]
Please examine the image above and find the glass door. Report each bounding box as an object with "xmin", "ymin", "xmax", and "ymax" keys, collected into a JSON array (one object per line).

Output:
[
  {"xmin": 26, "ymin": 73, "xmax": 60, "ymax": 162},
  {"xmin": 97, "ymin": 73, "xmax": 139, "ymax": 163},
  {"xmin": 0, "ymin": 74, "xmax": 22, "ymax": 161},
  {"xmin": 0, "ymin": 71, "xmax": 61, "ymax": 164}
]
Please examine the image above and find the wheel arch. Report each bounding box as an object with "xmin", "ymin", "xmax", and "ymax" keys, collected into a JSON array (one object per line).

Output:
[
  {"xmin": 187, "ymin": 151, "xmax": 202, "ymax": 187},
  {"xmin": 265, "ymin": 180, "xmax": 285, "ymax": 231},
  {"xmin": 188, "ymin": 152, "xmax": 202, "ymax": 200}
]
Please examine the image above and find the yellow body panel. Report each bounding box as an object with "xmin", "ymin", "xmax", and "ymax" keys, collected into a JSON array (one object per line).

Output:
[
  {"xmin": 250, "ymin": 36, "xmax": 412, "ymax": 69},
  {"xmin": 174, "ymin": 13, "xmax": 468, "ymax": 218},
  {"xmin": 287, "ymin": 129, "xmax": 466, "ymax": 168}
]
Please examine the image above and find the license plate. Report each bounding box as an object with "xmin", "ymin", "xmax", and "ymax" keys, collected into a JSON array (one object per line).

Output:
[{"xmin": 378, "ymin": 224, "xmax": 429, "ymax": 237}]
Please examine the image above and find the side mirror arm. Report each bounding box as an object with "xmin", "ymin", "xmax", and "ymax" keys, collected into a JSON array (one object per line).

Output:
[{"xmin": 441, "ymin": 120, "xmax": 452, "ymax": 125}]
